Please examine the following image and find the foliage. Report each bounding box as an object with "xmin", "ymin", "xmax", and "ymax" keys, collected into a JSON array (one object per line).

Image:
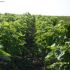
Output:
[{"xmin": 0, "ymin": 13, "xmax": 70, "ymax": 70}]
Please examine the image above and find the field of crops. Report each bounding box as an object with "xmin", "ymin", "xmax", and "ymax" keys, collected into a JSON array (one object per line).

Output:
[{"xmin": 0, "ymin": 13, "xmax": 70, "ymax": 70}]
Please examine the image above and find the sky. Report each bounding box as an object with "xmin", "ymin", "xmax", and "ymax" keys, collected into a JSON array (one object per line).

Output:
[{"xmin": 0, "ymin": 0, "xmax": 70, "ymax": 16}]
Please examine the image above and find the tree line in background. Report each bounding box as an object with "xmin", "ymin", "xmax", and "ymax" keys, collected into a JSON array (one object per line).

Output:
[{"xmin": 0, "ymin": 13, "xmax": 70, "ymax": 70}]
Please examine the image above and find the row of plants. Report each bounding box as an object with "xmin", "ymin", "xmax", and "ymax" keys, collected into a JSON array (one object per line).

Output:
[{"xmin": 0, "ymin": 13, "xmax": 70, "ymax": 70}]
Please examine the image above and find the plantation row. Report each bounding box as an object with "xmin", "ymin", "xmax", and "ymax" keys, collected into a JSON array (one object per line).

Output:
[{"xmin": 0, "ymin": 13, "xmax": 70, "ymax": 70}]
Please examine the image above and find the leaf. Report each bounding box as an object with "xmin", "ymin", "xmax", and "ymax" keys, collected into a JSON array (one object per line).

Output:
[{"xmin": 0, "ymin": 50, "xmax": 11, "ymax": 57}]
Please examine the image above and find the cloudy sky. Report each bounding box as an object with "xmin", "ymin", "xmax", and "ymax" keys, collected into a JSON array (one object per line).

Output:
[{"xmin": 0, "ymin": 0, "xmax": 70, "ymax": 16}]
